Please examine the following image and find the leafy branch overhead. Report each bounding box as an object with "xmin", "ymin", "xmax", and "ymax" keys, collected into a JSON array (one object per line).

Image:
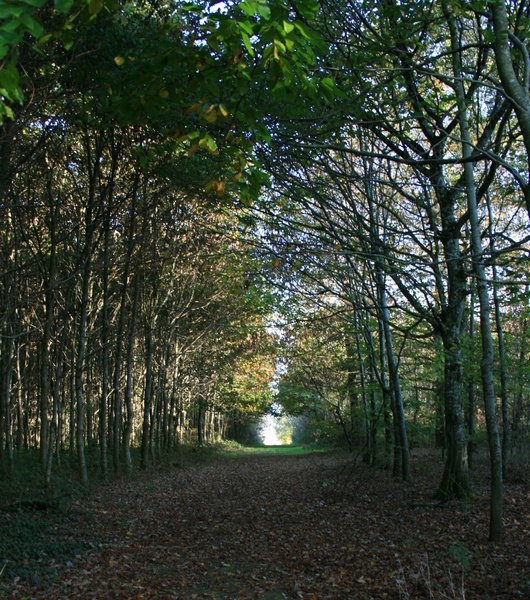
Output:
[
  {"xmin": 0, "ymin": 0, "xmax": 112, "ymax": 121},
  {"xmin": 0, "ymin": 0, "xmax": 336, "ymax": 198}
]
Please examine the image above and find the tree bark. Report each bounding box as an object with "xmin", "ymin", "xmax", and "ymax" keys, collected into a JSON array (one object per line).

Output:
[
  {"xmin": 487, "ymin": 198, "xmax": 509, "ymax": 478},
  {"xmin": 444, "ymin": 0, "xmax": 503, "ymax": 541},
  {"xmin": 99, "ymin": 211, "xmax": 110, "ymax": 478},
  {"xmin": 377, "ymin": 268, "xmax": 410, "ymax": 480},
  {"xmin": 465, "ymin": 294, "xmax": 476, "ymax": 471},
  {"xmin": 141, "ymin": 322, "xmax": 154, "ymax": 469},
  {"xmin": 124, "ymin": 275, "xmax": 140, "ymax": 474},
  {"xmin": 491, "ymin": 0, "xmax": 530, "ymax": 213}
]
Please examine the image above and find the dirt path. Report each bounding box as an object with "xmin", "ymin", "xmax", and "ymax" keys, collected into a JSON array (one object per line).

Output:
[{"xmin": 9, "ymin": 451, "xmax": 530, "ymax": 599}]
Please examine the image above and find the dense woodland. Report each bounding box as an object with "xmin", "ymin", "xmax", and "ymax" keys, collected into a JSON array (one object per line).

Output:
[{"xmin": 2, "ymin": 0, "xmax": 530, "ymax": 546}]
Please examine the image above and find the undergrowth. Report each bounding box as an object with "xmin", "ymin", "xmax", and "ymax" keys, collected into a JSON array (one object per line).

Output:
[{"xmin": 0, "ymin": 443, "xmax": 218, "ymax": 590}]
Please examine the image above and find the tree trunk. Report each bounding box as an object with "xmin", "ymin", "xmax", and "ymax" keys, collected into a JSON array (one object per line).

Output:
[
  {"xmin": 40, "ymin": 194, "xmax": 60, "ymax": 473},
  {"xmin": 354, "ymin": 319, "xmax": 373, "ymax": 464},
  {"xmin": 39, "ymin": 293, "xmax": 52, "ymax": 472},
  {"xmin": 2, "ymin": 319, "xmax": 15, "ymax": 473},
  {"xmin": 373, "ymin": 264, "xmax": 410, "ymax": 479},
  {"xmin": 377, "ymin": 269, "xmax": 410, "ymax": 481},
  {"xmin": 141, "ymin": 323, "xmax": 154, "ymax": 469},
  {"xmin": 46, "ymin": 300, "xmax": 70, "ymax": 485},
  {"xmin": 75, "ymin": 255, "xmax": 91, "ymax": 486},
  {"xmin": 466, "ymin": 291, "xmax": 476, "ymax": 471},
  {"xmin": 488, "ymin": 198, "xmax": 509, "ymax": 478},
  {"xmin": 124, "ymin": 275, "xmax": 140, "ymax": 474},
  {"xmin": 491, "ymin": 0, "xmax": 530, "ymax": 213},
  {"xmin": 433, "ymin": 170, "xmax": 471, "ymax": 499},
  {"xmin": 99, "ymin": 212, "xmax": 110, "ymax": 478},
  {"xmin": 435, "ymin": 325, "xmax": 470, "ymax": 499},
  {"xmin": 444, "ymin": 2, "xmax": 503, "ymax": 541},
  {"xmin": 197, "ymin": 396, "xmax": 206, "ymax": 446}
]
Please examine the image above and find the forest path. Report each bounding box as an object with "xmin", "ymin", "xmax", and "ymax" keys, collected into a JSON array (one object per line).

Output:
[{"xmin": 11, "ymin": 450, "xmax": 530, "ymax": 599}]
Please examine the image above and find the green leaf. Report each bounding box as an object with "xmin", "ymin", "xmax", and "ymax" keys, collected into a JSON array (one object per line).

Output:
[
  {"xmin": 296, "ymin": 0, "xmax": 320, "ymax": 21},
  {"xmin": 241, "ymin": 31, "xmax": 254, "ymax": 56},
  {"xmin": 274, "ymin": 39, "xmax": 286, "ymax": 53},
  {"xmin": 17, "ymin": 12, "xmax": 44, "ymax": 38},
  {"xmin": 293, "ymin": 22, "xmax": 311, "ymax": 40},
  {"xmin": 181, "ymin": 2, "xmax": 203, "ymax": 11},
  {"xmin": 1, "ymin": 18, "xmax": 23, "ymax": 33},
  {"xmin": 484, "ymin": 28, "xmax": 496, "ymax": 43},
  {"xmin": 282, "ymin": 20, "xmax": 294, "ymax": 34},
  {"xmin": 256, "ymin": 1, "xmax": 271, "ymax": 20},
  {"xmin": 0, "ymin": 61, "xmax": 22, "ymax": 103},
  {"xmin": 19, "ymin": 0, "xmax": 47, "ymax": 7},
  {"xmin": 2, "ymin": 103, "xmax": 15, "ymax": 120},
  {"xmin": 0, "ymin": 6, "xmax": 25, "ymax": 19},
  {"xmin": 35, "ymin": 32, "xmax": 53, "ymax": 47},
  {"xmin": 61, "ymin": 28, "xmax": 74, "ymax": 49},
  {"xmin": 254, "ymin": 122, "xmax": 271, "ymax": 144},
  {"xmin": 199, "ymin": 134, "xmax": 218, "ymax": 154},
  {"xmin": 54, "ymin": 0, "xmax": 75, "ymax": 14},
  {"xmin": 0, "ymin": 30, "xmax": 22, "ymax": 60},
  {"xmin": 239, "ymin": 0, "xmax": 258, "ymax": 17},
  {"xmin": 238, "ymin": 20, "xmax": 254, "ymax": 35},
  {"xmin": 88, "ymin": 0, "xmax": 104, "ymax": 16}
]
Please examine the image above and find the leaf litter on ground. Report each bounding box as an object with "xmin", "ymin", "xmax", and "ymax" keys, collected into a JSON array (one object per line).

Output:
[{"xmin": 3, "ymin": 449, "xmax": 530, "ymax": 599}]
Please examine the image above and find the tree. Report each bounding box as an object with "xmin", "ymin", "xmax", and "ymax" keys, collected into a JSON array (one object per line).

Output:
[
  {"xmin": 442, "ymin": 0, "xmax": 502, "ymax": 541},
  {"xmin": 490, "ymin": 0, "xmax": 530, "ymax": 214}
]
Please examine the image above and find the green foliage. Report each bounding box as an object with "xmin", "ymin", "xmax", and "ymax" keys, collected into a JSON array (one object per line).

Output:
[
  {"xmin": 1, "ymin": 0, "xmax": 336, "ymax": 205},
  {"xmin": 0, "ymin": 59, "xmax": 22, "ymax": 120},
  {"xmin": 292, "ymin": 416, "xmax": 346, "ymax": 447},
  {"xmin": 0, "ymin": 451, "xmax": 96, "ymax": 587},
  {"xmin": 0, "ymin": 0, "xmax": 112, "ymax": 122},
  {"xmin": 277, "ymin": 380, "xmax": 322, "ymax": 416},
  {"xmin": 0, "ymin": 512, "xmax": 93, "ymax": 587}
]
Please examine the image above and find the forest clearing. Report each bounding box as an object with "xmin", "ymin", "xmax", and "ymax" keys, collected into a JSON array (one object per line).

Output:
[{"xmin": 2, "ymin": 447, "xmax": 530, "ymax": 599}]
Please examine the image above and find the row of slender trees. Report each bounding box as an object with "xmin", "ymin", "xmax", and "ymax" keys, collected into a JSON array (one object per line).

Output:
[
  {"xmin": 0, "ymin": 113, "xmax": 276, "ymax": 481},
  {"xmin": 255, "ymin": 0, "xmax": 530, "ymax": 544},
  {"xmin": 0, "ymin": 0, "xmax": 282, "ymax": 483}
]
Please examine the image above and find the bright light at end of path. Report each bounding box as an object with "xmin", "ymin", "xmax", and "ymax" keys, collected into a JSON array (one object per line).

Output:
[{"xmin": 261, "ymin": 414, "xmax": 282, "ymax": 445}]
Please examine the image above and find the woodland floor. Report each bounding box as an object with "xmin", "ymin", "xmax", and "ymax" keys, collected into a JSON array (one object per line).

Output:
[{"xmin": 2, "ymin": 448, "xmax": 530, "ymax": 599}]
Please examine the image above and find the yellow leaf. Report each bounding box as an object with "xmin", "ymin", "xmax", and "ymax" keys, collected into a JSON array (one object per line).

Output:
[
  {"xmin": 185, "ymin": 98, "xmax": 207, "ymax": 115},
  {"xmin": 203, "ymin": 110, "xmax": 218, "ymax": 123},
  {"xmin": 205, "ymin": 181, "xmax": 226, "ymax": 196},
  {"xmin": 215, "ymin": 181, "xmax": 226, "ymax": 197},
  {"xmin": 114, "ymin": 56, "xmax": 125, "ymax": 66}
]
